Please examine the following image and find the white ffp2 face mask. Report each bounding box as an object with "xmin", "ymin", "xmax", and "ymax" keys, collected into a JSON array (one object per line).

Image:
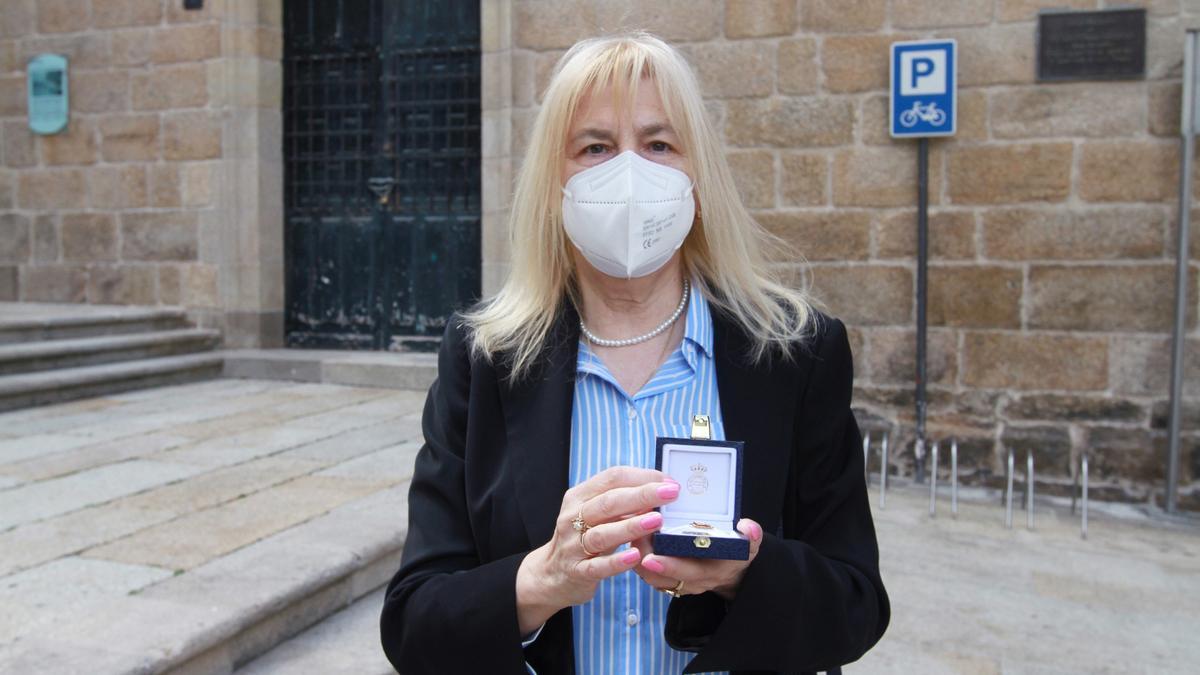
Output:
[{"xmin": 561, "ymin": 151, "xmax": 696, "ymax": 279}]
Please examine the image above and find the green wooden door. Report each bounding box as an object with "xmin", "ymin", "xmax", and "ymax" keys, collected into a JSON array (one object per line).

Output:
[{"xmin": 283, "ymin": 0, "xmax": 481, "ymax": 350}]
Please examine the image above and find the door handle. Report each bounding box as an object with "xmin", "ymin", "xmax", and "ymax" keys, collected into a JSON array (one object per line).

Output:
[{"xmin": 367, "ymin": 176, "xmax": 395, "ymax": 205}]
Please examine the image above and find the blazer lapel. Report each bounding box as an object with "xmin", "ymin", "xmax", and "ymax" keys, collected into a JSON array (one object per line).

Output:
[
  {"xmin": 503, "ymin": 304, "xmax": 580, "ymax": 549},
  {"xmin": 712, "ymin": 311, "xmax": 797, "ymax": 530}
]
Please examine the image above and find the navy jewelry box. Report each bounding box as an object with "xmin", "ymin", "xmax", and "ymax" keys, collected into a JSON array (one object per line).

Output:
[{"xmin": 652, "ymin": 435, "xmax": 749, "ymax": 561}]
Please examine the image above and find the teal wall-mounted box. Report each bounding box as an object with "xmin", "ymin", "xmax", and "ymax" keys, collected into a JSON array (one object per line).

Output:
[{"xmin": 27, "ymin": 54, "xmax": 69, "ymax": 135}]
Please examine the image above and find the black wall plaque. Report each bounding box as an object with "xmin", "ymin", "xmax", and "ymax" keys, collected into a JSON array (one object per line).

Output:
[{"xmin": 1037, "ymin": 8, "xmax": 1146, "ymax": 81}]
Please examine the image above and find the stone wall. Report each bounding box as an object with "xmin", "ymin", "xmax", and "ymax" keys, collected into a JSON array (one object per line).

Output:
[
  {"xmin": 0, "ymin": 0, "xmax": 283, "ymax": 347},
  {"xmin": 488, "ymin": 0, "xmax": 1200, "ymax": 506}
]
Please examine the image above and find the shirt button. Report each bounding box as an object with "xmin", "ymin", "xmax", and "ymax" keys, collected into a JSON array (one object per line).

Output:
[
  {"xmin": 626, "ymin": 611, "xmax": 639, "ymax": 627},
  {"xmin": 627, "ymin": 406, "xmax": 637, "ymax": 420}
]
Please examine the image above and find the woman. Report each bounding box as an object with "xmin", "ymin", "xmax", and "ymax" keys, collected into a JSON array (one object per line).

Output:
[{"xmin": 380, "ymin": 33, "xmax": 889, "ymax": 675}]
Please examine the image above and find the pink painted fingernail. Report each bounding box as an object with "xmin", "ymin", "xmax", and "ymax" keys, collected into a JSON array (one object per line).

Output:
[
  {"xmin": 657, "ymin": 483, "xmax": 680, "ymax": 499},
  {"xmin": 640, "ymin": 512, "xmax": 663, "ymax": 530},
  {"xmin": 620, "ymin": 549, "xmax": 641, "ymax": 565},
  {"xmin": 641, "ymin": 558, "xmax": 665, "ymax": 574},
  {"xmin": 752, "ymin": 522, "xmax": 763, "ymax": 540}
]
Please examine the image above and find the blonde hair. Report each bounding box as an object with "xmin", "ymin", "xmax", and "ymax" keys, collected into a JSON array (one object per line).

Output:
[{"xmin": 463, "ymin": 32, "xmax": 818, "ymax": 378}]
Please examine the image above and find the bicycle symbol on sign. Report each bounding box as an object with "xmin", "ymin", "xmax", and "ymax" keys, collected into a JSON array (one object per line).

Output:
[{"xmin": 898, "ymin": 101, "xmax": 947, "ymax": 128}]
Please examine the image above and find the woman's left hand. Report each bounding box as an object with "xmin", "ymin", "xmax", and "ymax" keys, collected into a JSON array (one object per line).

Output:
[{"xmin": 630, "ymin": 518, "xmax": 764, "ymax": 601}]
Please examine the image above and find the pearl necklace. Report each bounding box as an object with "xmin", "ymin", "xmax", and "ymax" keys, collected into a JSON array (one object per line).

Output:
[{"xmin": 580, "ymin": 279, "xmax": 690, "ymax": 348}]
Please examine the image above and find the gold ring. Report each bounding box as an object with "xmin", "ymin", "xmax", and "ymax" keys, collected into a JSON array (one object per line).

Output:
[
  {"xmin": 658, "ymin": 579, "xmax": 685, "ymax": 598},
  {"xmin": 689, "ymin": 521, "xmax": 713, "ymax": 530},
  {"xmin": 579, "ymin": 530, "xmax": 600, "ymax": 557}
]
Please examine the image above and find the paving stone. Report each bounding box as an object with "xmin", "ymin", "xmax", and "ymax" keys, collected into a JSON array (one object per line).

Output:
[
  {"xmin": 1, "ymin": 431, "xmax": 192, "ymax": 482},
  {"xmin": 258, "ymin": 387, "xmax": 394, "ymax": 420},
  {"xmin": 105, "ymin": 387, "xmax": 372, "ymax": 445},
  {"xmin": 151, "ymin": 424, "xmax": 346, "ymax": 468},
  {"xmin": 316, "ymin": 442, "xmax": 421, "ymax": 483},
  {"xmin": 0, "ymin": 503, "xmax": 172, "ymax": 577},
  {"xmin": 167, "ymin": 407, "xmax": 296, "ymax": 439},
  {"xmin": 279, "ymin": 418, "xmax": 420, "ymax": 466},
  {"xmin": 102, "ymin": 382, "xmax": 299, "ymax": 422},
  {"xmin": 113, "ymin": 456, "xmax": 326, "ymax": 517},
  {"xmin": 279, "ymin": 394, "xmax": 424, "ymax": 432},
  {"xmin": 0, "ymin": 556, "xmax": 172, "ymax": 646},
  {"xmin": 0, "ymin": 433, "xmax": 101, "ymax": 465},
  {"xmin": 83, "ymin": 475, "xmax": 391, "ymax": 570},
  {"xmin": 0, "ymin": 460, "xmax": 204, "ymax": 531},
  {"xmin": 0, "ymin": 403, "xmax": 126, "ymax": 436},
  {"xmin": 103, "ymin": 378, "xmax": 277, "ymax": 405},
  {"xmin": 140, "ymin": 485, "xmax": 408, "ymax": 608},
  {"xmin": 0, "ymin": 397, "xmax": 122, "ymax": 427}
]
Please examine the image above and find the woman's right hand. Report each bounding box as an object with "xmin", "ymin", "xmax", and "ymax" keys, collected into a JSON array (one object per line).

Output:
[{"xmin": 515, "ymin": 466, "xmax": 680, "ymax": 635}]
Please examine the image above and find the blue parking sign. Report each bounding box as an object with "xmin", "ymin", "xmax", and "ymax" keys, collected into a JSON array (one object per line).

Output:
[{"xmin": 890, "ymin": 40, "xmax": 956, "ymax": 138}]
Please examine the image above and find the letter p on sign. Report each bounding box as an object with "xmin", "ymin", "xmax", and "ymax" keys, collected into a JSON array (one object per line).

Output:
[{"xmin": 900, "ymin": 50, "xmax": 946, "ymax": 95}]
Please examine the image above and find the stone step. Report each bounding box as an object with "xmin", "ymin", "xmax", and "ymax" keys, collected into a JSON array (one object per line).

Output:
[
  {"xmin": 0, "ymin": 303, "xmax": 190, "ymax": 345},
  {"xmin": 0, "ymin": 485, "xmax": 411, "ymax": 675},
  {"xmin": 234, "ymin": 587, "xmax": 394, "ymax": 675},
  {"xmin": 222, "ymin": 348, "xmax": 437, "ymax": 392},
  {"xmin": 0, "ymin": 329, "xmax": 222, "ymax": 375},
  {"xmin": 0, "ymin": 353, "xmax": 224, "ymax": 412}
]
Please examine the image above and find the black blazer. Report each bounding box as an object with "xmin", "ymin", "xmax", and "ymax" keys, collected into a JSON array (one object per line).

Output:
[{"xmin": 380, "ymin": 301, "xmax": 889, "ymax": 674}]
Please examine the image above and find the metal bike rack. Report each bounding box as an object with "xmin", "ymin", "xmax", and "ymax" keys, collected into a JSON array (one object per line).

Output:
[
  {"xmin": 928, "ymin": 441, "xmax": 939, "ymax": 517},
  {"xmin": 1081, "ymin": 454, "xmax": 1089, "ymax": 539},
  {"xmin": 950, "ymin": 439, "xmax": 958, "ymax": 517},
  {"xmin": 1004, "ymin": 448, "xmax": 1014, "ymax": 529},
  {"xmin": 1071, "ymin": 454, "xmax": 1090, "ymax": 539},
  {"xmin": 863, "ymin": 432, "xmax": 871, "ymax": 485},
  {"xmin": 1026, "ymin": 451, "xmax": 1034, "ymax": 531},
  {"xmin": 879, "ymin": 433, "xmax": 889, "ymax": 509}
]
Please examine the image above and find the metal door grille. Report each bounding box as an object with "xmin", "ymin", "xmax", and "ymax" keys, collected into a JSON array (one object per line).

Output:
[{"xmin": 283, "ymin": 0, "xmax": 481, "ymax": 349}]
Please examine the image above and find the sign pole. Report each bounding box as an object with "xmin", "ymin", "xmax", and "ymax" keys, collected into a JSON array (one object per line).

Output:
[
  {"xmin": 891, "ymin": 39, "xmax": 954, "ymax": 486},
  {"xmin": 1166, "ymin": 30, "xmax": 1198, "ymax": 514},
  {"xmin": 915, "ymin": 137, "xmax": 929, "ymax": 484}
]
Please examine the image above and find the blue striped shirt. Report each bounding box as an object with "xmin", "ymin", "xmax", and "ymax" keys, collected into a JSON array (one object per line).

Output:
[{"xmin": 565, "ymin": 285, "xmax": 726, "ymax": 675}]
